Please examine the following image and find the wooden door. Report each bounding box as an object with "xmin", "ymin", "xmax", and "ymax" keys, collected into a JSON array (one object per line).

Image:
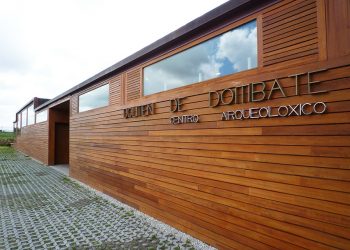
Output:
[{"xmin": 54, "ymin": 123, "xmax": 69, "ymax": 164}]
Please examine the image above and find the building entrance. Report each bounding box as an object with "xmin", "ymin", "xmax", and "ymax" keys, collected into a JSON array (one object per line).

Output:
[{"xmin": 48, "ymin": 100, "xmax": 70, "ymax": 166}]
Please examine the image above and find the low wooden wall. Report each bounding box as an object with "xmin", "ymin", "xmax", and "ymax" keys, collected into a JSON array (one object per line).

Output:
[
  {"xmin": 11, "ymin": 0, "xmax": 337, "ymax": 248},
  {"xmin": 15, "ymin": 122, "xmax": 49, "ymax": 165},
  {"xmin": 68, "ymin": 0, "xmax": 350, "ymax": 248},
  {"xmin": 69, "ymin": 58, "xmax": 350, "ymax": 249}
]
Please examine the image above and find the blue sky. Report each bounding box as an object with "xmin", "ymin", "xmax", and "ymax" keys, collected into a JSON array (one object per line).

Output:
[{"xmin": 144, "ymin": 19, "xmax": 257, "ymax": 95}]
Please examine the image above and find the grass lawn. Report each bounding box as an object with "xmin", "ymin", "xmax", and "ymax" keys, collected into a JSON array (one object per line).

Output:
[
  {"xmin": 0, "ymin": 145, "xmax": 14, "ymax": 152},
  {"xmin": 0, "ymin": 132, "xmax": 15, "ymax": 146},
  {"xmin": 0, "ymin": 132, "xmax": 15, "ymax": 140}
]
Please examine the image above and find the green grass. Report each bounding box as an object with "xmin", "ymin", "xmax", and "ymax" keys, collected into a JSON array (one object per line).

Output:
[
  {"xmin": 0, "ymin": 132, "xmax": 15, "ymax": 140},
  {"xmin": 0, "ymin": 146, "xmax": 16, "ymax": 161},
  {"xmin": 61, "ymin": 176, "xmax": 83, "ymax": 190},
  {"xmin": 0, "ymin": 146, "xmax": 15, "ymax": 154},
  {"xmin": 0, "ymin": 132, "xmax": 15, "ymax": 146}
]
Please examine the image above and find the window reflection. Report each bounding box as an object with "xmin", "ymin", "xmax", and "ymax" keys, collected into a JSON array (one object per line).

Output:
[
  {"xmin": 144, "ymin": 20, "xmax": 257, "ymax": 95},
  {"xmin": 27, "ymin": 104, "xmax": 35, "ymax": 125},
  {"xmin": 79, "ymin": 84, "xmax": 109, "ymax": 112},
  {"xmin": 22, "ymin": 109, "xmax": 27, "ymax": 127},
  {"xmin": 36, "ymin": 110, "xmax": 47, "ymax": 123},
  {"xmin": 18, "ymin": 113, "xmax": 21, "ymax": 128}
]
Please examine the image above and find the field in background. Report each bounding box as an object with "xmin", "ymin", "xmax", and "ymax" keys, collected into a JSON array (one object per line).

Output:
[{"xmin": 0, "ymin": 132, "xmax": 15, "ymax": 146}]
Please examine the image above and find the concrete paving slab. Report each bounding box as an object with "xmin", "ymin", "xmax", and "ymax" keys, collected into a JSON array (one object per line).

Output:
[
  {"xmin": 0, "ymin": 147, "xmax": 214, "ymax": 250},
  {"xmin": 51, "ymin": 164, "xmax": 69, "ymax": 176}
]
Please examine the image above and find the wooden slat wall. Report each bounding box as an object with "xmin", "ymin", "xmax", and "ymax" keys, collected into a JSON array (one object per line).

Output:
[
  {"xmin": 326, "ymin": 0, "xmax": 350, "ymax": 59},
  {"xmin": 71, "ymin": 95, "xmax": 78, "ymax": 116},
  {"xmin": 125, "ymin": 67, "xmax": 141, "ymax": 102},
  {"xmin": 262, "ymin": 0, "xmax": 319, "ymax": 66},
  {"xmin": 15, "ymin": 122, "xmax": 49, "ymax": 165},
  {"xmin": 68, "ymin": 0, "xmax": 350, "ymax": 249},
  {"xmin": 70, "ymin": 58, "xmax": 350, "ymax": 249},
  {"xmin": 10, "ymin": 0, "xmax": 348, "ymax": 248},
  {"xmin": 110, "ymin": 74, "xmax": 122, "ymax": 105}
]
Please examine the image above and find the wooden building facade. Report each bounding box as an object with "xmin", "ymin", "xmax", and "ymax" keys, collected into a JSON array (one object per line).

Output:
[{"xmin": 14, "ymin": 0, "xmax": 350, "ymax": 249}]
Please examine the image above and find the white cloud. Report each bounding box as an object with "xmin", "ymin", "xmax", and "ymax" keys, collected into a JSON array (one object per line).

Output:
[
  {"xmin": 199, "ymin": 56, "xmax": 222, "ymax": 81},
  {"xmin": 216, "ymin": 25, "xmax": 257, "ymax": 71},
  {"xmin": 0, "ymin": 0, "xmax": 227, "ymax": 130},
  {"xmin": 143, "ymin": 21, "xmax": 258, "ymax": 95}
]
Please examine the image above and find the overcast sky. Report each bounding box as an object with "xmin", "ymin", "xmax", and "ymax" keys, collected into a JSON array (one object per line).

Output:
[{"xmin": 0, "ymin": 0, "xmax": 227, "ymax": 131}]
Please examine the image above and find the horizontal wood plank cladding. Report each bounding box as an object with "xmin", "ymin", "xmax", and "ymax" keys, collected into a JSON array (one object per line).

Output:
[
  {"xmin": 14, "ymin": 122, "xmax": 48, "ymax": 165},
  {"xmin": 109, "ymin": 74, "xmax": 122, "ymax": 106},
  {"xmin": 125, "ymin": 67, "xmax": 141, "ymax": 102},
  {"xmin": 262, "ymin": 0, "xmax": 319, "ymax": 66},
  {"xmin": 70, "ymin": 95, "xmax": 78, "ymax": 116},
  {"xmin": 70, "ymin": 62, "xmax": 350, "ymax": 249},
  {"xmin": 326, "ymin": 0, "xmax": 350, "ymax": 59}
]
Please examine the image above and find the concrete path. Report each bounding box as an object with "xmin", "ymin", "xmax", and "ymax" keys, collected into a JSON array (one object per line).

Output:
[
  {"xmin": 0, "ymin": 147, "xmax": 212, "ymax": 250},
  {"xmin": 51, "ymin": 164, "xmax": 69, "ymax": 176}
]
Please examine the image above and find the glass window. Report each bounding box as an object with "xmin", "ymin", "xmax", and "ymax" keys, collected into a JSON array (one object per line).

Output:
[
  {"xmin": 79, "ymin": 84, "xmax": 109, "ymax": 112},
  {"xmin": 36, "ymin": 110, "xmax": 47, "ymax": 123},
  {"xmin": 18, "ymin": 113, "xmax": 21, "ymax": 128},
  {"xmin": 143, "ymin": 20, "xmax": 257, "ymax": 95},
  {"xmin": 27, "ymin": 104, "xmax": 35, "ymax": 125},
  {"xmin": 22, "ymin": 109, "xmax": 27, "ymax": 127}
]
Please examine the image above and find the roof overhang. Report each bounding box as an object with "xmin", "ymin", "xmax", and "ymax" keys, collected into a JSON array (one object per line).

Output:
[{"xmin": 35, "ymin": 0, "xmax": 279, "ymax": 111}]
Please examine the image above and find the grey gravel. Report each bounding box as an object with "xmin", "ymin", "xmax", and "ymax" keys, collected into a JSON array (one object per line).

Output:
[{"xmin": 0, "ymin": 148, "xmax": 216, "ymax": 250}]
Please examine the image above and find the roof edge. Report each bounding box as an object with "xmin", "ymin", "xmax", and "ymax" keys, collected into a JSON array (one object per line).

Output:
[
  {"xmin": 36, "ymin": 0, "xmax": 277, "ymax": 111},
  {"xmin": 14, "ymin": 97, "xmax": 50, "ymax": 122}
]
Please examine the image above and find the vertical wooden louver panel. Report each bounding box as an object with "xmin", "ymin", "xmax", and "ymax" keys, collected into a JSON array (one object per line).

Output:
[
  {"xmin": 262, "ymin": 0, "xmax": 319, "ymax": 66},
  {"xmin": 125, "ymin": 67, "xmax": 141, "ymax": 102},
  {"xmin": 109, "ymin": 74, "xmax": 122, "ymax": 105}
]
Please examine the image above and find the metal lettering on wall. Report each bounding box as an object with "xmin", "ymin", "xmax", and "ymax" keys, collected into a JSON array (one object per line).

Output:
[
  {"xmin": 170, "ymin": 115, "xmax": 199, "ymax": 125},
  {"xmin": 169, "ymin": 97, "xmax": 200, "ymax": 125},
  {"xmin": 169, "ymin": 69, "xmax": 329, "ymax": 124},
  {"xmin": 209, "ymin": 69, "xmax": 328, "ymax": 108},
  {"xmin": 124, "ymin": 103, "xmax": 154, "ymax": 118},
  {"xmin": 122, "ymin": 69, "xmax": 329, "ymax": 124},
  {"xmin": 221, "ymin": 102, "xmax": 327, "ymax": 121}
]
